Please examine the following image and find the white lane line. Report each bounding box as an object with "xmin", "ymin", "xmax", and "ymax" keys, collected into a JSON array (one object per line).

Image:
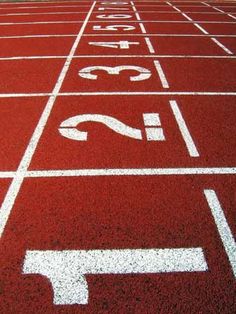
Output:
[
  {"xmin": 145, "ymin": 37, "xmax": 155, "ymax": 53},
  {"xmin": 0, "ymin": 34, "xmax": 76, "ymax": 39},
  {"xmin": 0, "ymin": 5, "xmax": 91, "ymax": 10},
  {"xmin": 26, "ymin": 167, "xmax": 236, "ymax": 178},
  {"xmin": 135, "ymin": 12, "xmax": 141, "ymax": 20},
  {"xmin": 84, "ymin": 34, "xmax": 236, "ymax": 38},
  {"xmin": 0, "ymin": 56, "xmax": 67, "ymax": 60},
  {"xmin": 204, "ymin": 189, "xmax": 236, "ymax": 277},
  {"xmin": 169, "ymin": 100, "xmax": 199, "ymax": 157},
  {"xmin": 154, "ymin": 60, "xmax": 169, "ymax": 88},
  {"xmin": 0, "ymin": 1, "xmax": 96, "ymax": 238},
  {"xmin": 211, "ymin": 37, "xmax": 233, "ymax": 54},
  {"xmin": 1, "ymin": 167, "xmax": 236, "ymax": 179},
  {"xmin": 194, "ymin": 23, "xmax": 209, "ymax": 34},
  {"xmin": 1, "ymin": 54, "xmax": 236, "ymax": 61},
  {"xmin": 0, "ymin": 20, "xmax": 236, "ymax": 26},
  {"xmin": 0, "ymin": 172, "xmax": 15, "ymax": 178},
  {"xmin": 203, "ymin": 2, "xmax": 236, "ymax": 20},
  {"xmin": 23, "ymin": 248, "xmax": 207, "ymax": 305},
  {"xmin": 2, "ymin": 34, "xmax": 236, "ymax": 40},
  {"xmin": 1, "ymin": 91, "xmax": 236, "ymax": 98},
  {"xmin": 139, "ymin": 22, "xmax": 147, "ymax": 33},
  {"xmin": 0, "ymin": 93, "xmax": 52, "ymax": 97},
  {"xmin": 166, "ymin": 2, "xmax": 233, "ymax": 55},
  {"xmin": 0, "ymin": 11, "xmax": 89, "ymax": 16}
]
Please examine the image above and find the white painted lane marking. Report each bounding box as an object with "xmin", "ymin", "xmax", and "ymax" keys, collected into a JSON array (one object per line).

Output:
[
  {"xmin": 1, "ymin": 167, "xmax": 236, "ymax": 179},
  {"xmin": 154, "ymin": 60, "xmax": 169, "ymax": 88},
  {"xmin": 193, "ymin": 22, "xmax": 209, "ymax": 34},
  {"xmin": 166, "ymin": 2, "xmax": 233, "ymax": 54},
  {"xmin": 1, "ymin": 20, "xmax": 236, "ymax": 25},
  {"xmin": 0, "ymin": 54, "xmax": 236, "ymax": 61},
  {"xmin": 59, "ymin": 113, "xmax": 164, "ymax": 142},
  {"xmin": 78, "ymin": 65, "xmax": 151, "ymax": 81},
  {"xmin": 203, "ymin": 2, "xmax": 236, "ymax": 20},
  {"xmin": 0, "ymin": 1, "xmax": 97, "ymax": 238},
  {"xmin": 204, "ymin": 189, "xmax": 236, "ymax": 277},
  {"xmin": 23, "ymin": 248, "xmax": 207, "ymax": 305},
  {"xmin": 84, "ymin": 34, "xmax": 236, "ymax": 37},
  {"xmin": 145, "ymin": 37, "xmax": 155, "ymax": 53},
  {"xmin": 139, "ymin": 22, "xmax": 146, "ymax": 33},
  {"xmin": 211, "ymin": 37, "xmax": 233, "ymax": 54},
  {"xmin": 169, "ymin": 100, "xmax": 199, "ymax": 157},
  {"xmin": 1, "ymin": 91, "xmax": 236, "ymax": 98},
  {"xmin": 26, "ymin": 167, "xmax": 236, "ymax": 178},
  {"xmin": 0, "ymin": 172, "xmax": 15, "ymax": 178}
]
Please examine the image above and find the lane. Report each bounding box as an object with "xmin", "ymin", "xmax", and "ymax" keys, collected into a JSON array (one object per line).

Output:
[
  {"xmin": 0, "ymin": 98, "xmax": 47, "ymax": 171},
  {"xmin": 27, "ymin": 95, "xmax": 235, "ymax": 170},
  {"xmin": 0, "ymin": 0, "xmax": 235, "ymax": 312},
  {"xmin": 0, "ymin": 175, "xmax": 235, "ymax": 312}
]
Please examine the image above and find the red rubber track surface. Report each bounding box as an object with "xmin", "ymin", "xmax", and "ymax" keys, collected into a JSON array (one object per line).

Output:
[{"xmin": 0, "ymin": 1, "xmax": 235, "ymax": 313}]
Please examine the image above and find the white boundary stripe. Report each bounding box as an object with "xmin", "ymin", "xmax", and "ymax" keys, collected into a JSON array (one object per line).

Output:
[
  {"xmin": 145, "ymin": 37, "xmax": 155, "ymax": 53},
  {"xmin": 1, "ymin": 167, "xmax": 236, "ymax": 178},
  {"xmin": 154, "ymin": 60, "xmax": 169, "ymax": 88},
  {"xmin": 204, "ymin": 189, "xmax": 236, "ymax": 277},
  {"xmin": 84, "ymin": 34, "xmax": 236, "ymax": 37},
  {"xmin": 1, "ymin": 20, "xmax": 236, "ymax": 25},
  {"xmin": 169, "ymin": 100, "xmax": 200, "ymax": 157},
  {"xmin": 26, "ymin": 167, "xmax": 236, "ymax": 177},
  {"xmin": 1, "ymin": 91, "xmax": 236, "ymax": 98},
  {"xmin": 194, "ymin": 22, "xmax": 209, "ymax": 34},
  {"xmin": 167, "ymin": 2, "xmax": 234, "ymax": 54},
  {"xmin": 0, "ymin": 11, "xmax": 89, "ymax": 16},
  {"xmin": 203, "ymin": 2, "xmax": 236, "ymax": 20},
  {"xmin": 22, "ymin": 248, "xmax": 207, "ymax": 305},
  {"xmin": 1, "ymin": 55, "xmax": 236, "ymax": 61},
  {"xmin": 139, "ymin": 22, "xmax": 147, "ymax": 33},
  {"xmin": 0, "ymin": 1, "xmax": 96, "ymax": 238},
  {"xmin": 211, "ymin": 37, "xmax": 233, "ymax": 54},
  {"xmin": 1, "ymin": 11, "xmax": 235, "ymax": 15},
  {"xmin": 1, "ymin": 34, "xmax": 236, "ymax": 39}
]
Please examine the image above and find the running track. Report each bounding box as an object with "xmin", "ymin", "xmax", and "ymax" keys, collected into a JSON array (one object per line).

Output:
[{"xmin": 0, "ymin": 0, "xmax": 235, "ymax": 313}]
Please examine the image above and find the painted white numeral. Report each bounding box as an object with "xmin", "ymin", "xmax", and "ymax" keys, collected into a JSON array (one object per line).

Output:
[
  {"xmin": 88, "ymin": 40, "xmax": 139, "ymax": 49},
  {"xmin": 101, "ymin": 2, "xmax": 129, "ymax": 4},
  {"xmin": 93, "ymin": 25, "xmax": 135, "ymax": 31},
  {"xmin": 23, "ymin": 248, "xmax": 207, "ymax": 305},
  {"xmin": 59, "ymin": 113, "xmax": 165, "ymax": 142},
  {"xmin": 96, "ymin": 14, "xmax": 132, "ymax": 19},
  {"xmin": 78, "ymin": 65, "xmax": 151, "ymax": 81},
  {"xmin": 98, "ymin": 7, "xmax": 129, "ymax": 10}
]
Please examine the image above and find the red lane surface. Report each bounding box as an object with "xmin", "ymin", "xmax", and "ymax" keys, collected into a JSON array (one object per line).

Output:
[
  {"xmin": 0, "ymin": 23, "xmax": 82, "ymax": 36},
  {"xmin": 138, "ymin": 12, "xmax": 187, "ymax": 21},
  {"xmin": 0, "ymin": 7, "xmax": 91, "ymax": 14},
  {"xmin": 0, "ymin": 59, "xmax": 64, "ymax": 93},
  {"xmin": 29, "ymin": 96, "xmax": 235, "ymax": 170},
  {"xmin": 0, "ymin": 179, "xmax": 12, "ymax": 203},
  {"xmin": 0, "ymin": 0, "xmax": 235, "ymax": 313},
  {"xmin": 141, "ymin": 36, "xmax": 226, "ymax": 55},
  {"xmin": 0, "ymin": 97, "xmax": 47, "ymax": 170},
  {"xmin": 0, "ymin": 37, "xmax": 75, "ymax": 57},
  {"xmin": 143, "ymin": 21, "xmax": 202, "ymax": 34},
  {"xmin": 200, "ymin": 22, "xmax": 236, "ymax": 35},
  {"xmin": 61, "ymin": 58, "xmax": 236, "ymax": 92},
  {"xmin": 218, "ymin": 37, "xmax": 236, "ymax": 54},
  {"xmin": 0, "ymin": 176, "xmax": 235, "ymax": 313},
  {"xmin": 186, "ymin": 12, "xmax": 235, "ymax": 21},
  {"xmin": 0, "ymin": 12, "xmax": 87, "ymax": 22}
]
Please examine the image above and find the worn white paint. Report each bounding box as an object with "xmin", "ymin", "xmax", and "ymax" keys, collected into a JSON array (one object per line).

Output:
[{"xmin": 23, "ymin": 248, "xmax": 207, "ymax": 305}]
